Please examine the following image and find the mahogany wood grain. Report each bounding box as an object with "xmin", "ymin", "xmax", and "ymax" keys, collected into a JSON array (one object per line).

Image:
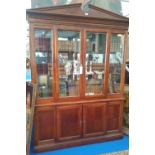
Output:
[
  {"xmin": 82, "ymin": 29, "xmax": 86, "ymax": 98},
  {"xmin": 80, "ymin": 29, "xmax": 85, "ymax": 99},
  {"xmin": 104, "ymin": 31, "xmax": 111, "ymax": 96},
  {"xmin": 83, "ymin": 103, "xmax": 107, "ymax": 137},
  {"xmin": 53, "ymin": 26, "xmax": 57, "ymax": 101},
  {"xmin": 56, "ymin": 104, "xmax": 82, "ymax": 141},
  {"xmin": 54, "ymin": 27, "xmax": 59, "ymax": 101},
  {"xmin": 106, "ymin": 102, "xmax": 122, "ymax": 131},
  {"xmin": 34, "ymin": 106, "xmax": 56, "ymax": 145}
]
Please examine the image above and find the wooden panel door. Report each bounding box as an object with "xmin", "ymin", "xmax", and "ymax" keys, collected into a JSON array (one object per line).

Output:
[
  {"xmin": 57, "ymin": 104, "xmax": 82, "ymax": 141},
  {"xmin": 107, "ymin": 102, "xmax": 123, "ymax": 131},
  {"xmin": 83, "ymin": 103, "xmax": 106, "ymax": 137},
  {"xmin": 34, "ymin": 106, "xmax": 56, "ymax": 145}
]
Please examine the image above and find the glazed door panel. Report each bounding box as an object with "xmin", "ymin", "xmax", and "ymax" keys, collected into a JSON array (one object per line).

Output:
[
  {"xmin": 83, "ymin": 103, "xmax": 106, "ymax": 137},
  {"xmin": 57, "ymin": 105, "xmax": 82, "ymax": 141},
  {"xmin": 85, "ymin": 32, "xmax": 107, "ymax": 96},
  {"xmin": 34, "ymin": 29, "xmax": 53, "ymax": 98},
  {"xmin": 108, "ymin": 33, "xmax": 125, "ymax": 94},
  {"xmin": 107, "ymin": 102, "xmax": 122, "ymax": 131},
  {"xmin": 58, "ymin": 30, "xmax": 81, "ymax": 97},
  {"xmin": 34, "ymin": 107, "xmax": 56, "ymax": 145}
]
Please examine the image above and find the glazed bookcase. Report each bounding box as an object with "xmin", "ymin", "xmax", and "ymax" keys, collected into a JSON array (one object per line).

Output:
[{"xmin": 26, "ymin": 3, "xmax": 129, "ymax": 152}]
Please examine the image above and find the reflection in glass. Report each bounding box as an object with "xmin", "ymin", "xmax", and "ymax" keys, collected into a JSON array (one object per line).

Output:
[
  {"xmin": 58, "ymin": 30, "xmax": 80, "ymax": 96},
  {"xmin": 86, "ymin": 32, "xmax": 106, "ymax": 96},
  {"xmin": 108, "ymin": 33, "xmax": 124, "ymax": 94},
  {"xmin": 34, "ymin": 29, "xmax": 52, "ymax": 97}
]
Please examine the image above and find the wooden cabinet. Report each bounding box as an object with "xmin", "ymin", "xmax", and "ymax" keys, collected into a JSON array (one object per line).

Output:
[{"xmin": 27, "ymin": 3, "xmax": 128, "ymax": 152}]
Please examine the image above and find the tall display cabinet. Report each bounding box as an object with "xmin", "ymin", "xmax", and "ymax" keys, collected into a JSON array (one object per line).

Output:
[{"xmin": 26, "ymin": 3, "xmax": 129, "ymax": 152}]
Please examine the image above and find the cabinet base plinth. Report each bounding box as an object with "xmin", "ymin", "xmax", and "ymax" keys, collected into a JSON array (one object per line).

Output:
[{"xmin": 34, "ymin": 131, "xmax": 123, "ymax": 152}]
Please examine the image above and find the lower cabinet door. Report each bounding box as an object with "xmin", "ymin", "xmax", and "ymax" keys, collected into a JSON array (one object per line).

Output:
[
  {"xmin": 57, "ymin": 104, "xmax": 82, "ymax": 141},
  {"xmin": 34, "ymin": 106, "xmax": 56, "ymax": 145},
  {"xmin": 107, "ymin": 102, "xmax": 123, "ymax": 131},
  {"xmin": 83, "ymin": 103, "xmax": 106, "ymax": 137}
]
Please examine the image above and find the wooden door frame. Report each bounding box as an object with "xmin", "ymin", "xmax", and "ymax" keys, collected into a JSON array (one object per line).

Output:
[
  {"xmin": 107, "ymin": 30, "xmax": 127, "ymax": 98},
  {"xmin": 30, "ymin": 24, "xmax": 55, "ymax": 104},
  {"xmin": 55, "ymin": 26, "xmax": 84, "ymax": 102}
]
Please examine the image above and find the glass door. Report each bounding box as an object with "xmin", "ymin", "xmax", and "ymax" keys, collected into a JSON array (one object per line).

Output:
[
  {"xmin": 108, "ymin": 33, "xmax": 124, "ymax": 94},
  {"xmin": 58, "ymin": 30, "xmax": 81, "ymax": 97},
  {"xmin": 34, "ymin": 29, "xmax": 53, "ymax": 98},
  {"xmin": 85, "ymin": 32, "xmax": 107, "ymax": 96}
]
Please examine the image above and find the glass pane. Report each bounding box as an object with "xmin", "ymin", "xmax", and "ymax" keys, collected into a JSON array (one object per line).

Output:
[
  {"xmin": 85, "ymin": 32, "xmax": 106, "ymax": 96},
  {"xmin": 34, "ymin": 29, "xmax": 53, "ymax": 97},
  {"xmin": 58, "ymin": 30, "xmax": 80, "ymax": 96},
  {"xmin": 108, "ymin": 33, "xmax": 124, "ymax": 94}
]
